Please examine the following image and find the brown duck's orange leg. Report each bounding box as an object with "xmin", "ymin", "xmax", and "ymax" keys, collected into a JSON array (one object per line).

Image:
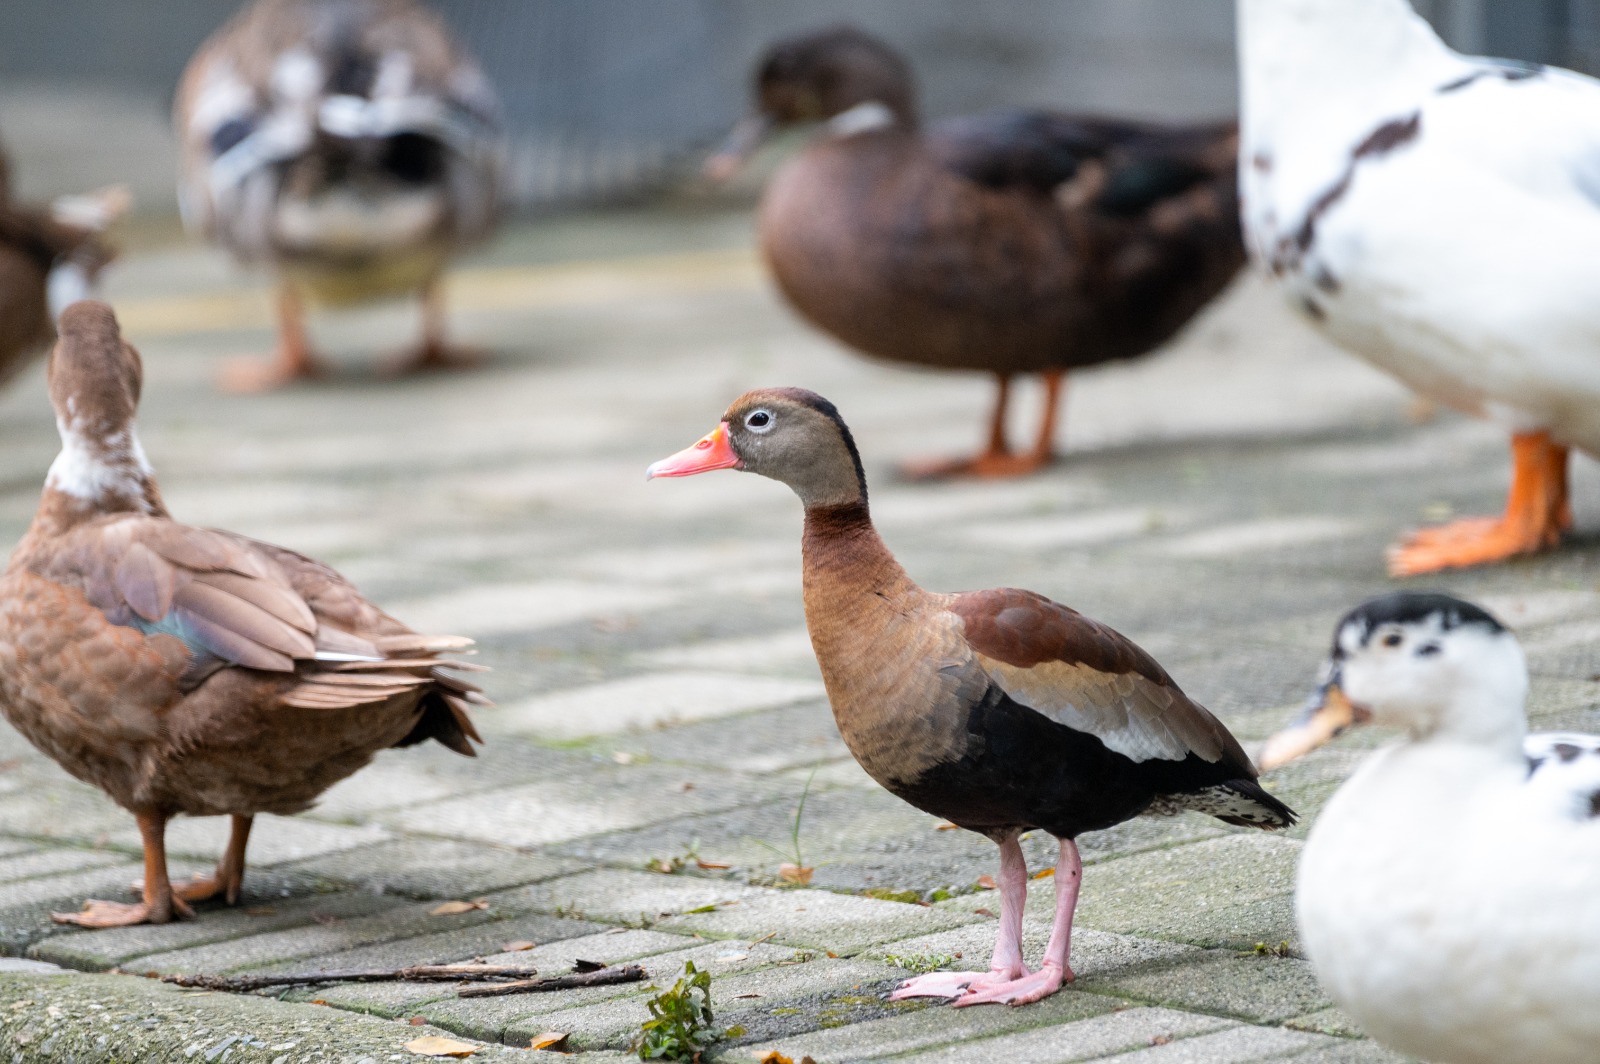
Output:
[
  {"xmin": 220, "ymin": 284, "xmax": 324, "ymax": 393},
  {"xmin": 146, "ymin": 814, "xmax": 253, "ymax": 905},
  {"xmin": 1388, "ymin": 431, "xmax": 1571, "ymax": 577},
  {"xmin": 902, "ymin": 371, "xmax": 1066, "ymax": 480},
  {"xmin": 384, "ymin": 277, "xmax": 485, "ymax": 376},
  {"xmin": 54, "ymin": 811, "xmax": 193, "ymax": 927}
]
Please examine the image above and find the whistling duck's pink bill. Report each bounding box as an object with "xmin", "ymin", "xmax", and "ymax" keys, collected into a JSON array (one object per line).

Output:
[{"xmin": 646, "ymin": 422, "xmax": 740, "ymax": 479}]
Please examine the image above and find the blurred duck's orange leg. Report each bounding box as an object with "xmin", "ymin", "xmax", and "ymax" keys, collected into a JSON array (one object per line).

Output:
[
  {"xmin": 54, "ymin": 811, "xmax": 193, "ymax": 927},
  {"xmin": 902, "ymin": 371, "xmax": 1065, "ymax": 480},
  {"xmin": 386, "ymin": 277, "xmax": 485, "ymax": 375},
  {"xmin": 1388, "ymin": 431, "xmax": 1570, "ymax": 576},
  {"xmin": 220, "ymin": 285, "xmax": 322, "ymax": 393}
]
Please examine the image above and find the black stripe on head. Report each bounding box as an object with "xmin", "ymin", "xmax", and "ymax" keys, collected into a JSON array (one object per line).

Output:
[
  {"xmin": 768, "ymin": 387, "xmax": 869, "ymax": 503},
  {"xmin": 1333, "ymin": 591, "xmax": 1506, "ymax": 656}
]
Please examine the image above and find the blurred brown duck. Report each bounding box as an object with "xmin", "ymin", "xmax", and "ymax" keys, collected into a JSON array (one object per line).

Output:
[
  {"xmin": 708, "ymin": 27, "xmax": 1245, "ymax": 478},
  {"xmin": 175, "ymin": 0, "xmax": 504, "ymax": 391},
  {"xmin": 0, "ymin": 302, "xmax": 486, "ymax": 927},
  {"xmin": 649, "ymin": 388, "xmax": 1293, "ymax": 1005},
  {"xmin": 0, "ymin": 144, "xmax": 123, "ymax": 388}
]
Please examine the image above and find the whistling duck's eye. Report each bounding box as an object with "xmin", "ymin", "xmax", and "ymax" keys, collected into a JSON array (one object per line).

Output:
[
  {"xmin": 1416, "ymin": 642, "xmax": 1442, "ymax": 657},
  {"xmin": 1382, "ymin": 632, "xmax": 1403, "ymax": 648},
  {"xmin": 745, "ymin": 409, "xmax": 775, "ymax": 433}
]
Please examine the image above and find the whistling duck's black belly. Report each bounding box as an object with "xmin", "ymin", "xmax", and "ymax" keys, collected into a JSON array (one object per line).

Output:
[{"xmin": 891, "ymin": 684, "xmax": 1250, "ymax": 840}]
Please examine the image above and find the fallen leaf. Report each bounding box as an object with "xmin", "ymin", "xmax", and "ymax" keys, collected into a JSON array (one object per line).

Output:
[
  {"xmin": 611, "ymin": 751, "xmax": 637, "ymax": 765},
  {"xmin": 500, "ymin": 940, "xmax": 536, "ymax": 953},
  {"xmin": 572, "ymin": 959, "xmax": 606, "ymax": 973},
  {"xmin": 244, "ymin": 906, "xmax": 275, "ymax": 917},
  {"xmin": 755, "ymin": 1053, "xmax": 793, "ymax": 1064},
  {"xmin": 1032, "ymin": 868, "xmax": 1055, "ymax": 880},
  {"xmin": 409, "ymin": 1016, "xmax": 427, "ymax": 1026},
  {"xmin": 736, "ymin": 992, "xmax": 762, "ymax": 999},
  {"xmin": 934, "ymin": 822, "xmax": 960, "ymax": 831},
  {"xmin": 695, "ymin": 858, "xmax": 732, "ymax": 870},
  {"xmin": 649, "ymin": 858, "xmax": 678, "ymax": 874},
  {"xmin": 1150, "ymin": 1034, "xmax": 1172, "ymax": 1046},
  {"xmin": 778, "ymin": 863, "xmax": 814, "ymax": 885},
  {"xmin": 430, "ymin": 900, "xmax": 489, "ymax": 916},
  {"xmin": 311, "ymin": 999, "xmax": 328, "ymax": 1006},
  {"xmin": 974, "ymin": 908, "xmax": 995, "ymax": 918},
  {"xmin": 405, "ymin": 1034, "xmax": 479, "ymax": 1057},
  {"xmin": 681, "ymin": 781, "xmax": 696, "ymax": 792},
  {"xmin": 825, "ymin": 951, "xmax": 838, "ymax": 958},
  {"xmin": 975, "ymin": 874, "xmax": 996, "ymax": 890},
  {"xmin": 530, "ymin": 1031, "xmax": 571, "ymax": 1051},
  {"xmin": 683, "ymin": 903, "xmax": 718, "ymax": 914}
]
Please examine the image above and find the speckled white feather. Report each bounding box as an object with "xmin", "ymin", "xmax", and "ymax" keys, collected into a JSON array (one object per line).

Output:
[{"xmin": 45, "ymin": 420, "xmax": 155, "ymax": 512}]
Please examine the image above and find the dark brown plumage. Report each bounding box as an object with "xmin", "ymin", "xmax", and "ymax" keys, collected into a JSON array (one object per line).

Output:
[
  {"xmin": 0, "ymin": 301, "xmax": 486, "ymax": 927},
  {"xmin": 650, "ymin": 388, "xmax": 1292, "ymax": 1006},
  {"xmin": 708, "ymin": 26, "xmax": 1245, "ymax": 478}
]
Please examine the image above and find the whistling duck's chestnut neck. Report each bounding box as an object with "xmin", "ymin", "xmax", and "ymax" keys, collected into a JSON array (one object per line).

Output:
[{"xmin": 41, "ymin": 301, "xmax": 163, "ymax": 522}]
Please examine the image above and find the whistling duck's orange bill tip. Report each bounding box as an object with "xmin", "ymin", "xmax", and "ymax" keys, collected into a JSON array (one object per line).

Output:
[{"xmin": 646, "ymin": 422, "xmax": 740, "ymax": 479}]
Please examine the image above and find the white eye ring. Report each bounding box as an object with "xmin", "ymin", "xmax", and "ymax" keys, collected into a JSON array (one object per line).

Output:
[{"xmin": 745, "ymin": 409, "xmax": 775, "ymax": 433}]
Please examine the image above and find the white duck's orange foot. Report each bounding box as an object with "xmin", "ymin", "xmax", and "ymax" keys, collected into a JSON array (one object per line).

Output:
[
  {"xmin": 52, "ymin": 895, "xmax": 194, "ymax": 928},
  {"xmin": 950, "ymin": 962, "xmax": 1073, "ymax": 1007},
  {"xmin": 887, "ymin": 967, "xmax": 1027, "ymax": 1001}
]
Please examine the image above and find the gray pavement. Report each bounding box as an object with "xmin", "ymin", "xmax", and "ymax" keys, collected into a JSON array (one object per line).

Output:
[{"xmin": 3, "ymin": 206, "xmax": 1599, "ymax": 1061}]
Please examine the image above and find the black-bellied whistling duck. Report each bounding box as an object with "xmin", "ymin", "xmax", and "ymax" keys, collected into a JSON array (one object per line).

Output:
[
  {"xmin": 706, "ymin": 26, "xmax": 1244, "ymax": 479},
  {"xmin": 0, "ymin": 301, "xmax": 487, "ymax": 927},
  {"xmin": 0, "ymin": 143, "xmax": 124, "ymax": 387},
  {"xmin": 648, "ymin": 388, "xmax": 1294, "ymax": 1005},
  {"xmin": 174, "ymin": 0, "xmax": 504, "ymax": 392}
]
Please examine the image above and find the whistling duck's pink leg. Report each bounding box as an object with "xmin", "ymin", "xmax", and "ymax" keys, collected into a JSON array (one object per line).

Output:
[
  {"xmin": 146, "ymin": 814, "xmax": 253, "ymax": 905},
  {"xmin": 1388, "ymin": 431, "xmax": 1571, "ymax": 576},
  {"xmin": 54, "ymin": 811, "xmax": 194, "ymax": 927},
  {"xmin": 385, "ymin": 276, "xmax": 484, "ymax": 376},
  {"xmin": 220, "ymin": 284, "xmax": 324, "ymax": 393},
  {"xmin": 901, "ymin": 372, "xmax": 1065, "ymax": 481},
  {"xmin": 889, "ymin": 834, "xmax": 1031, "ymax": 1000},
  {"xmin": 956, "ymin": 837, "xmax": 1080, "ymax": 1007}
]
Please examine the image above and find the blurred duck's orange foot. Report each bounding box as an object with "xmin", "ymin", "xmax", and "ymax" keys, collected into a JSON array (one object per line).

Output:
[
  {"xmin": 382, "ymin": 340, "xmax": 486, "ymax": 377},
  {"xmin": 51, "ymin": 895, "xmax": 193, "ymax": 928},
  {"xmin": 217, "ymin": 353, "xmax": 325, "ymax": 394},
  {"xmin": 1388, "ymin": 430, "xmax": 1570, "ymax": 576},
  {"xmin": 900, "ymin": 446, "xmax": 1055, "ymax": 481}
]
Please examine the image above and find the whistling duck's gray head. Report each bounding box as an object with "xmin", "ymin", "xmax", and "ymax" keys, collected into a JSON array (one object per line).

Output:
[
  {"xmin": 704, "ymin": 25, "xmax": 915, "ymax": 180},
  {"xmin": 44, "ymin": 300, "xmax": 157, "ymax": 513},
  {"xmin": 1259, "ymin": 592, "xmax": 1526, "ymax": 769},
  {"xmin": 647, "ymin": 387, "xmax": 868, "ymax": 510}
]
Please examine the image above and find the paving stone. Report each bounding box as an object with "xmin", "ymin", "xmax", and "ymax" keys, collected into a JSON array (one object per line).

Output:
[
  {"xmin": 658, "ymin": 887, "xmax": 979, "ymax": 955},
  {"xmin": 632, "ymin": 625, "xmax": 820, "ymax": 676},
  {"xmin": 105, "ymin": 814, "xmax": 391, "ymax": 866},
  {"xmin": 493, "ymin": 670, "xmax": 825, "ymax": 738},
  {"xmin": 868, "ymin": 928, "xmax": 1199, "ymax": 989},
  {"xmin": 1092, "ymin": 950, "xmax": 1331, "ymax": 1025},
  {"xmin": 747, "ymin": 988, "xmax": 1123, "ymax": 1062},
  {"xmin": 1081, "ymin": 1023, "xmax": 1329, "ymax": 1063},
  {"xmin": 887, "ymin": 1006, "xmax": 1240, "ymax": 1064},
  {"xmin": 377, "ymin": 762, "xmax": 778, "ymax": 848},
  {"xmin": 279, "ymin": 838, "xmax": 581, "ymax": 899},
  {"xmin": 0, "ymin": 968, "xmax": 531, "ymax": 1061},
  {"xmin": 584, "ymin": 697, "xmax": 846, "ymax": 773},
  {"xmin": 0, "ymin": 847, "xmax": 126, "ymax": 884},
  {"xmin": 1281, "ymin": 1006, "xmax": 1367, "ymax": 1039},
  {"xmin": 487, "ymin": 867, "xmax": 763, "ymax": 926}
]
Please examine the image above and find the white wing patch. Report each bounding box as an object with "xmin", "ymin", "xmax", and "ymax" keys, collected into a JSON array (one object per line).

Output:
[
  {"xmin": 976, "ymin": 654, "xmax": 1222, "ymax": 764},
  {"xmin": 1525, "ymin": 732, "xmax": 1600, "ymax": 821}
]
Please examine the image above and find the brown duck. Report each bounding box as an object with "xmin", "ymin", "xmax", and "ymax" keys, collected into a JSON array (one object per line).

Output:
[
  {"xmin": 708, "ymin": 26, "xmax": 1245, "ymax": 478},
  {"xmin": 648, "ymin": 388, "xmax": 1293, "ymax": 1005},
  {"xmin": 174, "ymin": 0, "xmax": 504, "ymax": 391},
  {"xmin": 0, "ymin": 301, "xmax": 486, "ymax": 927},
  {"xmin": 0, "ymin": 145, "xmax": 122, "ymax": 388}
]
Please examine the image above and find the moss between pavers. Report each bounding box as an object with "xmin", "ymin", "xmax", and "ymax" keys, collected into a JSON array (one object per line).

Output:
[
  {"xmin": 1282, "ymin": 1005, "xmax": 1368, "ymax": 1039},
  {"xmin": 0, "ymin": 969, "xmax": 531, "ymax": 1062},
  {"xmin": 743, "ymin": 987, "xmax": 1121, "ymax": 1063},
  {"xmin": 1088, "ymin": 949, "xmax": 1331, "ymax": 1025}
]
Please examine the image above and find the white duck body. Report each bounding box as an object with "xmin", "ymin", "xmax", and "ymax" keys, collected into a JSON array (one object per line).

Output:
[
  {"xmin": 1289, "ymin": 597, "xmax": 1600, "ymax": 1064},
  {"xmin": 1238, "ymin": 0, "xmax": 1600, "ymax": 452}
]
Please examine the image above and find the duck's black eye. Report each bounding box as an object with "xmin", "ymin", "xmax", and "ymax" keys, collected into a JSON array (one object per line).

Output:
[
  {"xmin": 1382, "ymin": 632, "xmax": 1403, "ymax": 648},
  {"xmin": 745, "ymin": 409, "xmax": 774, "ymax": 433},
  {"xmin": 1416, "ymin": 642, "xmax": 1442, "ymax": 657}
]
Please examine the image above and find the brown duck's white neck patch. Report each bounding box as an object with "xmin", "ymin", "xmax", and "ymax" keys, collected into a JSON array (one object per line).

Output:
[{"xmin": 46, "ymin": 416, "xmax": 155, "ymax": 511}]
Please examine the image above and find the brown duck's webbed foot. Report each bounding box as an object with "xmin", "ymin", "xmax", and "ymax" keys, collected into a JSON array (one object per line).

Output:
[
  {"xmin": 219, "ymin": 286, "xmax": 322, "ymax": 393},
  {"xmin": 138, "ymin": 814, "xmax": 253, "ymax": 906},
  {"xmin": 1388, "ymin": 430, "xmax": 1570, "ymax": 576},
  {"xmin": 55, "ymin": 810, "xmax": 193, "ymax": 926},
  {"xmin": 899, "ymin": 372, "xmax": 1065, "ymax": 481},
  {"xmin": 382, "ymin": 278, "xmax": 486, "ymax": 377}
]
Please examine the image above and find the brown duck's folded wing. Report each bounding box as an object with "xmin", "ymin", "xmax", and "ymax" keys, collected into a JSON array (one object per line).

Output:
[{"xmin": 950, "ymin": 588, "xmax": 1254, "ymax": 772}]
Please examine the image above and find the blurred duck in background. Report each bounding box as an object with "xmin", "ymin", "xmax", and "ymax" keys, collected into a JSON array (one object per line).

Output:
[
  {"xmin": 175, "ymin": 0, "xmax": 504, "ymax": 392},
  {"xmin": 1239, "ymin": 0, "xmax": 1600, "ymax": 575},
  {"xmin": 706, "ymin": 26, "xmax": 1244, "ymax": 480},
  {"xmin": 1257, "ymin": 592, "xmax": 1600, "ymax": 1064},
  {"xmin": 0, "ymin": 142, "xmax": 125, "ymax": 389}
]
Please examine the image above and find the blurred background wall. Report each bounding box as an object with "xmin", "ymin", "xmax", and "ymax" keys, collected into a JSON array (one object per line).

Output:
[{"xmin": 0, "ymin": 0, "xmax": 1594, "ymax": 213}]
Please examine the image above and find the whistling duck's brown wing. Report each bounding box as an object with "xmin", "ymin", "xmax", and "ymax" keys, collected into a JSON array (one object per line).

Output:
[{"xmin": 950, "ymin": 587, "xmax": 1256, "ymax": 774}]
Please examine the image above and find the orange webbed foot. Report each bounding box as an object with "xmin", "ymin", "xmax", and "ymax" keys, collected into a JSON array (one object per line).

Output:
[
  {"xmin": 1387, "ymin": 516, "xmax": 1561, "ymax": 576},
  {"xmin": 218, "ymin": 354, "xmax": 324, "ymax": 394},
  {"xmin": 133, "ymin": 871, "xmax": 239, "ymax": 905},
  {"xmin": 52, "ymin": 894, "xmax": 194, "ymax": 928},
  {"xmin": 381, "ymin": 341, "xmax": 487, "ymax": 378}
]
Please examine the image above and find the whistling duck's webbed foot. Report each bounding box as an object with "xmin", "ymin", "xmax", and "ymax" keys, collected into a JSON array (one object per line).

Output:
[
  {"xmin": 890, "ymin": 966, "xmax": 1030, "ymax": 1001},
  {"xmin": 952, "ymin": 962, "xmax": 1069, "ymax": 1007},
  {"xmin": 899, "ymin": 371, "xmax": 1065, "ymax": 481},
  {"xmin": 955, "ymin": 837, "xmax": 1081, "ymax": 1008},
  {"xmin": 1388, "ymin": 431, "xmax": 1570, "ymax": 576}
]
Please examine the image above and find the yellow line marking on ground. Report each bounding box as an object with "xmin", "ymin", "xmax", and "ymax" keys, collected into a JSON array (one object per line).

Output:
[{"xmin": 114, "ymin": 246, "xmax": 764, "ymax": 338}]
